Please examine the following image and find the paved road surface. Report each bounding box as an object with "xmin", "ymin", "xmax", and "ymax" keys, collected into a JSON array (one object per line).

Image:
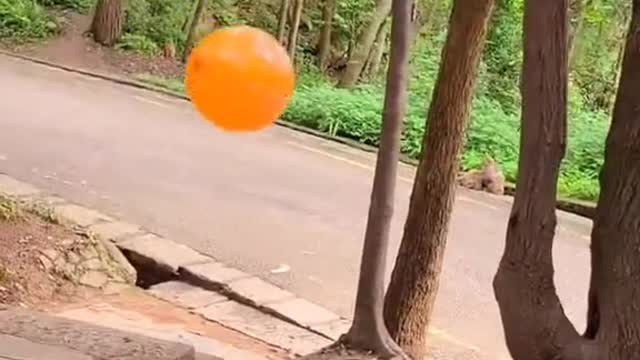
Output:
[{"xmin": 0, "ymin": 54, "xmax": 593, "ymax": 358}]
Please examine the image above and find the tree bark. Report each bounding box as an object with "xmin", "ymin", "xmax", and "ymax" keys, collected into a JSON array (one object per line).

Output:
[
  {"xmin": 183, "ymin": 0, "xmax": 207, "ymax": 62},
  {"xmin": 340, "ymin": 0, "xmax": 414, "ymax": 357},
  {"xmin": 584, "ymin": 1, "xmax": 640, "ymax": 358},
  {"xmin": 287, "ymin": 0, "xmax": 304, "ymax": 62},
  {"xmin": 316, "ymin": 0, "xmax": 336, "ymax": 70},
  {"xmin": 90, "ymin": 0, "xmax": 124, "ymax": 46},
  {"xmin": 365, "ymin": 18, "xmax": 389, "ymax": 78},
  {"xmin": 276, "ymin": 0, "xmax": 290, "ymax": 43},
  {"xmin": 382, "ymin": 0, "xmax": 494, "ymax": 358},
  {"xmin": 338, "ymin": 0, "xmax": 393, "ymax": 88},
  {"xmin": 492, "ymin": 0, "xmax": 596, "ymax": 359}
]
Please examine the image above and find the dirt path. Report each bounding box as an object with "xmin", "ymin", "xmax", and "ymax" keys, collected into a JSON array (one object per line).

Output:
[{"xmin": 9, "ymin": 12, "xmax": 184, "ymax": 79}]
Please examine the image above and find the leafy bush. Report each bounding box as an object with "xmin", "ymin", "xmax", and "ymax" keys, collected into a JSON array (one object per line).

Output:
[
  {"xmin": 116, "ymin": 33, "xmax": 159, "ymax": 55},
  {"xmin": 124, "ymin": 0, "xmax": 192, "ymax": 54},
  {"xmin": 0, "ymin": 0, "xmax": 57, "ymax": 40}
]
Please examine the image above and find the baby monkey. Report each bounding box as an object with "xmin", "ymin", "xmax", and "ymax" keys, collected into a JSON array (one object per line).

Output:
[{"xmin": 457, "ymin": 158, "xmax": 505, "ymax": 195}]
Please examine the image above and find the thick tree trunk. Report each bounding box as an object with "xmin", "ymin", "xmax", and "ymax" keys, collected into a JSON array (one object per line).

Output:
[
  {"xmin": 338, "ymin": 0, "xmax": 392, "ymax": 88},
  {"xmin": 341, "ymin": 0, "xmax": 414, "ymax": 357},
  {"xmin": 365, "ymin": 19, "xmax": 389, "ymax": 78},
  {"xmin": 183, "ymin": 0, "xmax": 207, "ymax": 62},
  {"xmin": 492, "ymin": 0, "xmax": 595, "ymax": 359},
  {"xmin": 382, "ymin": 0, "xmax": 494, "ymax": 358},
  {"xmin": 584, "ymin": 2, "xmax": 640, "ymax": 358},
  {"xmin": 276, "ymin": 0, "xmax": 290, "ymax": 43},
  {"xmin": 90, "ymin": 0, "xmax": 124, "ymax": 46},
  {"xmin": 287, "ymin": 0, "xmax": 304, "ymax": 62},
  {"xmin": 316, "ymin": 0, "xmax": 336, "ymax": 70}
]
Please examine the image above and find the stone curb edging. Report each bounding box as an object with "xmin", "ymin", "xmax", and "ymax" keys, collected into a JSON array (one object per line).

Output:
[
  {"xmin": 0, "ymin": 173, "xmax": 347, "ymax": 351},
  {"xmin": 0, "ymin": 49, "xmax": 598, "ymax": 220}
]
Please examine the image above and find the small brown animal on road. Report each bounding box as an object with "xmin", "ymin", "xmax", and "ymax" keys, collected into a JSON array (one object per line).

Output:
[{"xmin": 457, "ymin": 158, "xmax": 505, "ymax": 195}]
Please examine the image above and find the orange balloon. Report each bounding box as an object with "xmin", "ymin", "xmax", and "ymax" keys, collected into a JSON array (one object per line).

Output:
[{"xmin": 185, "ymin": 26, "xmax": 295, "ymax": 132}]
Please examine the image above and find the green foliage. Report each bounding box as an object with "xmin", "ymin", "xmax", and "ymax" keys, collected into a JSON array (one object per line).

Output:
[
  {"xmin": 124, "ymin": 0, "xmax": 192, "ymax": 53},
  {"xmin": 37, "ymin": 0, "xmax": 93, "ymax": 11},
  {"xmin": 482, "ymin": 0, "xmax": 523, "ymax": 113},
  {"xmin": 0, "ymin": 0, "xmax": 57, "ymax": 40},
  {"xmin": 0, "ymin": 196, "xmax": 21, "ymax": 221},
  {"xmin": 136, "ymin": 73, "xmax": 186, "ymax": 93},
  {"xmin": 280, "ymin": 74, "xmax": 607, "ymax": 201},
  {"xmin": 116, "ymin": 33, "xmax": 160, "ymax": 55}
]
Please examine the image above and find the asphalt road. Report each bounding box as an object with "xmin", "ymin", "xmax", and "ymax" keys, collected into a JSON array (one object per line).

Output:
[{"xmin": 0, "ymin": 54, "xmax": 594, "ymax": 358}]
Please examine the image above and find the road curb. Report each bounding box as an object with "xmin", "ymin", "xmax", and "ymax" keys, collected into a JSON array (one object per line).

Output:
[
  {"xmin": 0, "ymin": 49, "xmax": 598, "ymax": 220},
  {"xmin": 0, "ymin": 173, "xmax": 346, "ymax": 349}
]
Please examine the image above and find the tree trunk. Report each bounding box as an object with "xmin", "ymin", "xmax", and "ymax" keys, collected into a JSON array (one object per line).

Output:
[
  {"xmin": 316, "ymin": 0, "xmax": 336, "ymax": 70},
  {"xmin": 568, "ymin": 0, "xmax": 594, "ymax": 71},
  {"xmin": 276, "ymin": 0, "xmax": 290, "ymax": 43},
  {"xmin": 365, "ymin": 18, "xmax": 389, "ymax": 78},
  {"xmin": 338, "ymin": 0, "xmax": 393, "ymax": 88},
  {"xmin": 340, "ymin": 0, "xmax": 415, "ymax": 357},
  {"xmin": 182, "ymin": 0, "xmax": 196, "ymax": 33},
  {"xmin": 382, "ymin": 0, "xmax": 494, "ymax": 358},
  {"xmin": 287, "ymin": 0, "xmax": 304, "ymax": 62},
  {"xmin": 183, "ymin": 0, "xmax": 207, "ymax": 62},
  {"xmin": 492, "ymin": 0, "xmax": 593, "ymax": 359},
  {"xmin": 567, "ymin": 0, "xmax": 582, "ymax": 69},
  {"xmin": 90, "ymin": 0, "xmax": 124, "ymax": 46},
  {"xmin": 607, "ymin": 40, "xmax": 625, "ymax": 113},
  {"xmin": 584, "ymin": 1, "xmax": 640, "ymax": 358}
]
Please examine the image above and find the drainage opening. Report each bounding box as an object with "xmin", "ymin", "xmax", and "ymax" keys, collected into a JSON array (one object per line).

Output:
[{"xmin": 118, "ymin": 249, "xmax": 178, "ymax": 289}]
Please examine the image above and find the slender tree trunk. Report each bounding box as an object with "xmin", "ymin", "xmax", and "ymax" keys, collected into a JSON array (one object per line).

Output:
[
  {"xmin": 584, "ymin": 2, "xmax": 640, "ymax": 358},
  {"xmin": 365, "ymin": 18, "xmax": 390, "ymax": 78},
  {"xmin": 567, "ymin": 0, "xmax": 587, "ymax": 70},
  {"xmin": 492, "ymin": 0, "xmax": 596, "ymax": 359},
  {"xmin": 287, "ymin": 0, "xmax": 304, "ymax": 62},
  {"xmin": 276, "ymin": 0, "xmax": 290, "ymax": 43},
  {"xmin": 182, "ymin": 0, "xmax": 196, "ymax": 33},
  {"xmin": 382, "ymin": 0, "xmax": 494, "ymax": 358},
  {"xmin": 317, "ymin": 0, "xmax": 336, "ymax": 70},
  {"xmin": 338, "ymin": 0, "xmax": 393, "ymax": 88},
  {"xmin": 340, "ymin": 0, "xmax": 415, "ymax": 357},
  {"xmin": 607, "ymin": 41, "xmax": 625, "ymax": 113},
  {"xmin": 90, "ymin": 0, "xmax": 124, "ymax": 46},
  {"xmin": 183, "ymin": 0, "xmax": 207, "ymax": 62}
]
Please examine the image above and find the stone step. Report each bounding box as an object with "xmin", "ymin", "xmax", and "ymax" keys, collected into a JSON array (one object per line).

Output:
[{"xmin": 0, "ymin": 308, "xmax": 195, "ymax": 360}]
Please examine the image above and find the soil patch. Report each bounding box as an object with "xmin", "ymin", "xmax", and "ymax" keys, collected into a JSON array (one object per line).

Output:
[
  {"xmin": 0, "ymin": 196, "xmax": 96, "ymax": 307},
  {"xmin": 4, "ymin": 11, "xmax": 184, "ymax": 80}
]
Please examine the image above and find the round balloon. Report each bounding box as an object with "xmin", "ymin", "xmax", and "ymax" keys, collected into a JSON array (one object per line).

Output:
[{"xmin": 185, "ymin": 26, "xmax": 295, "ymax": 132}]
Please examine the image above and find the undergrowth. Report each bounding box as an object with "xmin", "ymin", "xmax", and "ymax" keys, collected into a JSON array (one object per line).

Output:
[
  {"xmin": 0, "ymin": 0, "xmax": 58, "ymax": 41},
  {"xmin": 0, "ymin": 196, "xmax": 21, "ymax": 221}
]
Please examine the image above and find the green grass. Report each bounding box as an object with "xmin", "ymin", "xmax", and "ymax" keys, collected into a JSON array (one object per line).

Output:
[
  {"xmin": 0, "ymin": 196, "xmax": 22, "ymax": 221},
  {"xmin": 137, "ymin": 72, "xmax": 605, "ymax": 202},
  {"xmin": 135, "ymin": 74, "xmax": 185, "ymax": 94}
]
